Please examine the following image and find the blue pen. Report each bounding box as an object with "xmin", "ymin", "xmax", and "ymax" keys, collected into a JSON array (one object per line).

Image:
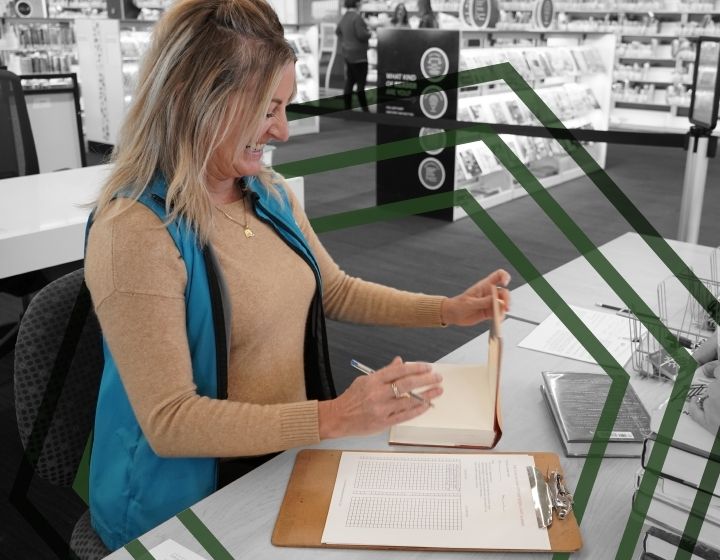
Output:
[{"xmin": 350, "ymin": 359, "xmax": 434, "ymax": 407}]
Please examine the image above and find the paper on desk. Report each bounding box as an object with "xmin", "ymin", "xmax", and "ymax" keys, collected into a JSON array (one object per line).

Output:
[
  {"xmin": 518, "ymin": 306, "xmax": 633, "ymax": 366},
  {"xmin": 149, "ymin": 539, "xmax": 209, "ymax": 560},
  {"xmin": 321, "ymin": 452, "xmax": 551, "ymax": 550}
]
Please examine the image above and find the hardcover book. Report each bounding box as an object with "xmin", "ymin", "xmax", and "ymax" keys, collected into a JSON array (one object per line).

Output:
[
  {"xmin": 541, "ymin": 371, "xmax": 651, "ymax": 457},
  {"xmin": 642, "ymin": 411, "xmax": 720, "ymax": 498},
  {"xmin": 389, "ymin": 287, "xmax": 503, "ymax": 448},
  {"xmin": 644, "ymin": 525, "xmax": 720, "ymax": 560}
]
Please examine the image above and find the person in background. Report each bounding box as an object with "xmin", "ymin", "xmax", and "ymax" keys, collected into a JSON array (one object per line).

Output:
[
  {"xmin": 688, "ymin": 334, "xmax": 720, "ymax": 435},
  {"xmin": 335, "ymin": 0, "xmax": 371, "ymax": 111},
  {"xmin": 391, "ymin": 2, "xmax": 410, "ymax": 27},
  {"xmin": 417, "ymin": 0, "xmax": 439, "ymax": 28},
  {"xmin": 84, "ymin": 0, "xmax": 511, "ymax": 550}
]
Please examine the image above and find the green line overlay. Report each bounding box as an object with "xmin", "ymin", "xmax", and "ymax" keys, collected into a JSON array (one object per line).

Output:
[
  {"xmin": 176, "ymin": 509, "xmax": 234, "ymax": 560},
  {"xmin": 124, "ymin": 539, "xmax": 155, "ymax": 560}
]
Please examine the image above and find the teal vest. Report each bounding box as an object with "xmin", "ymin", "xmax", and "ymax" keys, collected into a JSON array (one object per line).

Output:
[{"xmin": 88, "ymin": 176, "xmax": 335, "ymax": 550}]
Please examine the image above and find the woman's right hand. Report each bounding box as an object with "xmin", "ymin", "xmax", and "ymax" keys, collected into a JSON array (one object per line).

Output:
[{"xmin": 318, "ymin": 356, "xmax": 443, "ymax": 439}]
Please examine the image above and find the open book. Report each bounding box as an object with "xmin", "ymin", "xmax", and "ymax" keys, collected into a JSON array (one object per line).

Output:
[{"xmin": 389, "ymin": 286, "xmax": 503, "ymax": 448}]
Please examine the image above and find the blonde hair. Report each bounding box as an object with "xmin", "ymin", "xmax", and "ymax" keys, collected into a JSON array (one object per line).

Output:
[{"xmin": 94, "ymin": 0, "xmax": 296, "ymax": 242}]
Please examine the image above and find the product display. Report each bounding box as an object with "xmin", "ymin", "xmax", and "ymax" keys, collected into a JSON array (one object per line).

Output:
[
  {"xmin": 553, "ymin": 0, "xmax": 720, "ymax": 130},
  {"xmin": 454, "ymin": 36, "xmax": 612, "ymax": 211},
  {"xmin": 377, "ymin": 27, "xmax": 614, "ymax": 219},
  {"xmin": 285, "ymin": 26, "xmax": 320, "ymax": 135},
  {"xmin": 0, "ymin": 20, "xmax": 77, "ymax": 75}
]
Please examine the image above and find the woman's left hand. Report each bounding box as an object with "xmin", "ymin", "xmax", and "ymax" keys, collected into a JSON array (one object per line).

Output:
[
  {"xmin": 441, "ymin": 269, "xmax": 511, "ymax": 327},
  {"xmin": 687, "ymin": 378, "xmax": 720, "ymax": 437}
]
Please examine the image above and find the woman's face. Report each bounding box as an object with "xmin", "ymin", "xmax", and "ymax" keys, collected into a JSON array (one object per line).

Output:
[
  {"xmin": 212, "ymin": 62, "xmax": 296, "ymax": 181},
  {"xmin": 397, "ymin": 4, "xmax": 407, "ymax": 17}
]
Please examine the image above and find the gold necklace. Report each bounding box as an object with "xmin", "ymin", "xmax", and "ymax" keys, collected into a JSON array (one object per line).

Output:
[{"xmin": 216, "ymin": 193, "xmax": 255, "ymax": 238}]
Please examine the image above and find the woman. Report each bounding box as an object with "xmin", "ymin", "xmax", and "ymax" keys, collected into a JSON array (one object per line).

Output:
[
  {"xmin": 417, "ymin": 0, "xmax": 439, "ymax": 28},
  {"xmin": 85, "ymin": 0, "xmax": 510, "ymax": 550},
  {"xmin": 391, "ymin": 2, "xmax": 409, "ymax": 27},
  {"xmin": 335, "ymin": 0, "xmax": 371, "ymax": 111}
]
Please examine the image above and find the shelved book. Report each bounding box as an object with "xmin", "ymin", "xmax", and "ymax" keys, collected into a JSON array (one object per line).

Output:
[
  {"xmin": 642, "ymin": 411, "xmax": 719, "ymax": 498},
  {"xmin": 644, "ymin": 525, "xmax": 720, "ymax": 560},
  {"xmin": 389, "ymin": 287, "xmax": 502, "ymax": 448},
  {"xmin": 540, "ymin": 371, "xmax": 651, "ymax": 457}
]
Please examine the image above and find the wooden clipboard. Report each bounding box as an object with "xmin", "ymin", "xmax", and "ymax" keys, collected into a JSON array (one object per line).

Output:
[{"xmin": 272, "ymin": 449, "xmax": 583, "ymax": 552}]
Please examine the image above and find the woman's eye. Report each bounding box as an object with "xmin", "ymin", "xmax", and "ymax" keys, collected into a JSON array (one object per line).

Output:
[{"xmin": 266, "ymin": 111, "xmax": 277, "ymax": 119}]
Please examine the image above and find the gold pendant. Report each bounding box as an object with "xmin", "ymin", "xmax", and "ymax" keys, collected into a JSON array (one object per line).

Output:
[{"xmin": 244, "ymin": 227, "xmax": 255, "ymax": 238}]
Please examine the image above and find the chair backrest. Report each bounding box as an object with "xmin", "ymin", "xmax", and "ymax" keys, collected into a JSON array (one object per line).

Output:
[
  {"xmin": 14, "ymin": 268, "xmax": 103, "ymax": 486},
  {"xmin": 0, "ymin": 69, "xmax": 39, "ymax": 179}
]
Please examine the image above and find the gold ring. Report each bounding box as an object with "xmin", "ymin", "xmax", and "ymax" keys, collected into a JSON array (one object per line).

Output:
[{"xmin": 391, "ymin": 382, "xmax": 401, "ymax": 399}]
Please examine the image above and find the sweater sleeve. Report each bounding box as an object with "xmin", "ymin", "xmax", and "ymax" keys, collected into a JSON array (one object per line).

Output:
[
  {"xmin": 281, "ymin": 182, "xmax": 447, "ymax": 327},
  {"xmin": 84, "ymin": 200, "xmax": 319, "ymax": 458}
]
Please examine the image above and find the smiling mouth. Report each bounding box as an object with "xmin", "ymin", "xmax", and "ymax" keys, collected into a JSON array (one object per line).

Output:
[{"xmin": 245, "ymin": 143, "xmax": 265, "ymax": 153}]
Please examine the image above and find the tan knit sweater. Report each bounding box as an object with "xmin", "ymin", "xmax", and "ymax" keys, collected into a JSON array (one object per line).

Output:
[{"xmin": 85, "ymin": 185, "xmax": 445, "ymax": 458}]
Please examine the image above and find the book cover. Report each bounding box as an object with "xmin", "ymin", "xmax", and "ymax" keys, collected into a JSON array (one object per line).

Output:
[
  {"xmin": 541, "ymin": 371, "xmax": 651, "ymax": 457},
  {"xmin": 642, "ymin": 412, "xmax": 720, "ymax": 498},
  {"xmin": 570, "ymin": 48, "xmax": 589, "ymax": 74},
  {"xmin": 644, "ymin": 525, "xmax": 720, "ymax": 560},
  {"xmin": 523, "ymin": 50, "xmax": 549, "ymax": 79},
  {"xmin": 389, "ymin": 288, "xmax": 503, "ymax": 448},
  {"xmin": 458, "ymin": 147, "xmax": 483, "ymax": 179}
]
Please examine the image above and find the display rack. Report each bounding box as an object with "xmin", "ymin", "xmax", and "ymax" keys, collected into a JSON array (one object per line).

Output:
[
  {"xmin": 0, "ymin": 17, "xmax": 77, "ymax": 75},
  {"xmin": 286, "ymin": 25, "xmax": 321, "ymax": 135},
  {"xmin": 554, "ymin": 0, "xmax": 720, "ymax": 131},
  {"xmin": 75, "ymin": 18, "xmax": 320, "ymax": 148},
  {"xmin": 629, "ymin": 271, "xmax": 717, "ymax": 381},
  {"xmin": 376, "ymin": 28, "xmax": 614, "ymax": 220}
]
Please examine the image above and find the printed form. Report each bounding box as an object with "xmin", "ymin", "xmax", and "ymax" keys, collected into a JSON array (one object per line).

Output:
[
  {"xmin": 517, "ymin": 305, "xmax": 633, "ymax": 366},
  {"xmin": 321, "ymin": 452, "xmax": 551, "ymax": 550}
]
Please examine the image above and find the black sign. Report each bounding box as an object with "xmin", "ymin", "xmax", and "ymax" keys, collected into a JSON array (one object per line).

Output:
[
  {"xmin": 377, "ymin": 29, "xmax": 459, "ymax": 220},
  {"xmin": 689, "ymin": 37, "xmax": 720, "ymax": 131}
]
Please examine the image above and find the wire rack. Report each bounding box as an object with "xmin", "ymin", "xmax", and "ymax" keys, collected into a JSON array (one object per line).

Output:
[{"xmin": 629, "ymin": 272, "xmax": 718, "ymax": 381}]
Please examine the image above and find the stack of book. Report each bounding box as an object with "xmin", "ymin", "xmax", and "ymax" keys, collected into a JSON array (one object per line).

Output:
[
  {"xmin": 540, "ymin": 371, "xmax": 651, "ymax": 457},
  {"xmin": 634, "ymin": 409, "xmax": 720, "ymax": 558}
]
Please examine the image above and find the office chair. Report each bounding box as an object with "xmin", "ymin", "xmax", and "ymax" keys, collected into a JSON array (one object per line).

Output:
[
  {"xmin": 14, "ymin": 268, "xmax": 110, "ymax": 559},
  {"xmin": 0, "ymin": 69, "xmax": 45, "ymax": 358}
]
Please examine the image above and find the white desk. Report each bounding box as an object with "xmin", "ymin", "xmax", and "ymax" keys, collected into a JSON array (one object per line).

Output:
[
  {"xmin": 103, "ymin": 232, "xmax": 716, "ymax": 560},
  {"xmin": 0, "ymin": 165, "xmax": 110, "ymax": 279},
  {"xmin": 0, "ymin": 167, "xmax": 304, "ymax": 279}
]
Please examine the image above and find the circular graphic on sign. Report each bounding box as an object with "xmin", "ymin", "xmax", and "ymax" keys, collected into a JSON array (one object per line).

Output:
[
  {"xmin": 536, "ymin": 0, "xmax": 554, "ymax": 29},
  {"xmin": 417, "ymin": 157, "xmax": 446, "ymax": 191},
  {"xmin": 420, "ymin": 47, "xmax": 450, "ymax": 82},
  {"xmin": 471, "ymin": 0, "xmax": 491, "ymax": 28},
  {"xmin": 419, "ymin": 85, "xmax": 448, "ymax": 119},
  {"xmin": 418, "ymin": 127, "xmax": 447, "ymax": 155}
]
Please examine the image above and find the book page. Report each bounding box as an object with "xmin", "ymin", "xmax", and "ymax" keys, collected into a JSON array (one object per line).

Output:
[
  {"xmin": 321, "ymin": 452, "xmax": 551, "ymax": 550},
  {"xmin": 398, "ymin": 363, "xmax": 493, "ymax": 430},
  {"xmin": 518, "ymin": 306, "xmax": 632, "ymax": 366}
]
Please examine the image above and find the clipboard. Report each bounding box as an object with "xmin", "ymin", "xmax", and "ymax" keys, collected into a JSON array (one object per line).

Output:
[{"xmin": 272, "ymin": 449, "xmax": 583, "ymax": 552}]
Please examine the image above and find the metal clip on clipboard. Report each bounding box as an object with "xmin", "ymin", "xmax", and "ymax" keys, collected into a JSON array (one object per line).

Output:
[{"xmin": 527, "ymin": 467, "xmax": 575, "ymax": 529}]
